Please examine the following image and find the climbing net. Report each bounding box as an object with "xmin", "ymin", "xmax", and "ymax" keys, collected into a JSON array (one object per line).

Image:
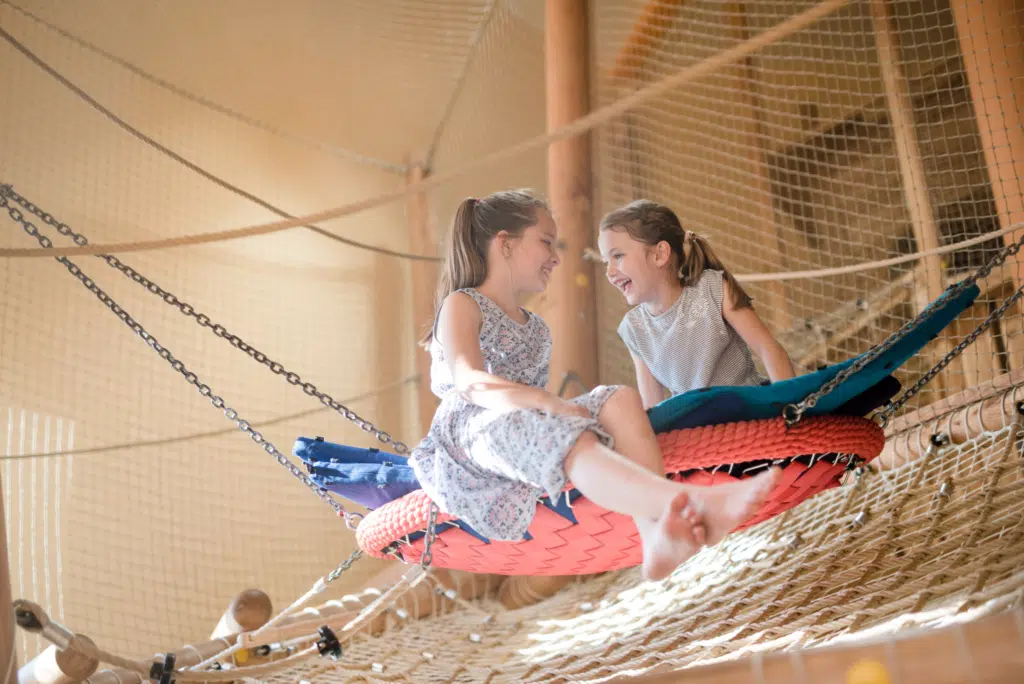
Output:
[{"xmin": 2, "ymin": 0, "xmax": 1023, "ymax": 678}]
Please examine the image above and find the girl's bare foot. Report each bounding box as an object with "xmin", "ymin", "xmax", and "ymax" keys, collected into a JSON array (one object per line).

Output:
[
  {"xmin": 688, "ymin": 467, "xmax": 782, "ymax": 545},
  {"xmin": 641, "ymin": 491, "xmax": 707, "ymax": 581}
]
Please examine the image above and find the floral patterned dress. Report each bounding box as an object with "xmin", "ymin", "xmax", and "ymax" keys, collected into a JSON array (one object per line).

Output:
[{"xmin": 410, "ymin": 288, "xmax": 620, "ymax": 541}]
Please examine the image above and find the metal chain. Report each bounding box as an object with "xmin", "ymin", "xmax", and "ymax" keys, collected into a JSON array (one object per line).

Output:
[
  {"xmin": 1, "ymin": 185, "xmax": 409, "ymax": 455},
  {"xmin": 874, "ymin": 279, "xmax": 1024, "ymax": 424},
  {"xmin": 420, "ymin": 502, "xmax": 439, "ymax": 569},
  {"xmin": 0, "ymin": 189, "xmax": 364, "ymax": 526},
  {"xmin": 324, "ymin": 549, "xmax": 364, "ymax": 585},
  {"xmin": 784, "ymin": 230, "xmax": 1024, "ymax": 425}
]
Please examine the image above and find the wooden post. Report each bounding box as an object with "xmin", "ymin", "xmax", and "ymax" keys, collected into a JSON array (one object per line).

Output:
[
  {"xmin": 731, "ymin": 3, "xmax": 792, "ymax": 332},
  {"xmin": 870, "ymin": 0, "xmax": 960, "ymax": 392},
  {"xmin": 209, "ymin": 589, "xmax": 272, "ymax": 640},
  {"xmin": 610, "ymin": 0, "xmax": 686, "ymax": 82},
  {"xmin": 546, "ymin": 0, "xmax": 598, "ymax": 391},
  {"xmin": 1, "ymin": 470, "xmax": 15, "ymax": 684},
  {"xmin": 406, "ymin": 161, "xmax": 439, "ymax": 434},
  {"xmin": 17, "ymin": 639, "xmax": 98, "ymax": 684},
  {"xmin": 879, "ymin": 368, "xmax": 1023, "ymax": 468},
  {"xmin": 951, "ymin": 0, "xmax": 1024, "ymax": 367}
]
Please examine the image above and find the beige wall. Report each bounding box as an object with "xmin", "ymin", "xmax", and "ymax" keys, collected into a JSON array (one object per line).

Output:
[{"xmin": 0, "ymin": 0, "xmax": 426, "ymax": 662}]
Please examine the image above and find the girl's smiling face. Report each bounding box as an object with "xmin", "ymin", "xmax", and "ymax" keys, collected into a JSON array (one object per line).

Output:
[{"xmin": 598, "ymin": 227, "xmax": 667, "ymax": 306}]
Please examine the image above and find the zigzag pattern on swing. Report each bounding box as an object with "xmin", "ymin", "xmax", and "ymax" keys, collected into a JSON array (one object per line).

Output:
[{"xmin": 355, "ymin": 416, "xmax": 885, "ymax": 575}]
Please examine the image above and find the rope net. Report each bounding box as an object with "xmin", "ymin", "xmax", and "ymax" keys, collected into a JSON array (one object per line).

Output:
[
  {"xmin": 1, "ymin": 0, "xmax": 1022, "ymax": 679},
  {"xmin": 592, "ymin": 0, "xmax": 1023, "ymax": 407}
]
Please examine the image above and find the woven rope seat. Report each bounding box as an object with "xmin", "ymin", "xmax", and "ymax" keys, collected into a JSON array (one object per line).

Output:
[{"xmin": 355, "ymin": 415, "xmax": 885, "ymax": 575}]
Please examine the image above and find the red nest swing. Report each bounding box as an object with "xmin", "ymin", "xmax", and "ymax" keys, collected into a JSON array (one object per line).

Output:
[{"xmin": 356, "ymin": 414, "xmax": 884, "ymax": 575}]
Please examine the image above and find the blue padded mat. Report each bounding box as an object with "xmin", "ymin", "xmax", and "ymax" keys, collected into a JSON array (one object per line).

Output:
[{"xmin": 648, "ymin": 281, "xmax": 979, "ymax": 433}]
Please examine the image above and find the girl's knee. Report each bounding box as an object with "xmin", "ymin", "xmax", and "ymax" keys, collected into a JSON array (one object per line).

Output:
[{"xmin": 606, "ymin": 386, "xmax": 644, "ymax": 414}]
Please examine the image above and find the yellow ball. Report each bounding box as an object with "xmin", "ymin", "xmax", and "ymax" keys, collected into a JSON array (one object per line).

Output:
[
  {"xmin": 846, "ymin": 658, "xmax": 890, "ymax": 684},
  {"xmin": 575, "ymin": 273, "xmax": 590, "ymax": 287}
]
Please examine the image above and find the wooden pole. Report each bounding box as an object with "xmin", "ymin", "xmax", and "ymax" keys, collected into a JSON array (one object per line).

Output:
[
  {"xmin": 870, "ymin": 0, "xmax": 961, "ymax": 392},
  {"xmin": 731, "ymin": 3, "xmax": 792, "ymax": 332},
  {"xmin": 879, "ymin": 368, "xmax": 1023, "ymax": 468},
  {"xmin": 17, "ymin": 639, "xmax": 98, "ymax": 684},
  {"xmin": 209, "ymin": 589, "xmax": 272, "ymax": 640},
  {"xmin": 1, "ymin": 470, "xmax": 15, "ymax": 684},
  {"xmin": 546, "ymin": 0, "xmax": 598, "ymax": 391},
  {"xmin": 951, "ymin": 0, "xmax": 1024, "ymax": 368},
  {"xmin": 610, "ymin": 0, "xmax": 686, "ymax": 81},
  {"xmin": 406, "ymin": 160, "xmax": 439, "ymax": 435}
]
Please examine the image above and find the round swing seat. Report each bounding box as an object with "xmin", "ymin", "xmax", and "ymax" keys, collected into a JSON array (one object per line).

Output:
[{"xmin": 355, "ymin": 415, "xmax": 885, "ymax": 575}]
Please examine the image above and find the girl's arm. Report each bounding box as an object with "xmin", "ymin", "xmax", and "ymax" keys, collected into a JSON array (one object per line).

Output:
[
  {"xmin": 630, "ymin": 351, "xmax": 666, "ymax": 410},
  {"xmin": 438, "ymin": 292, "xmax": 587, "ymax": 416},
  {"xmin": 721, "ymin": 280, "xmax": 796, "ymax": 383}
]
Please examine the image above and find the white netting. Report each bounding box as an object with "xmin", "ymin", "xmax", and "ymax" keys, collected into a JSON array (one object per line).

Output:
[{"xmin": 1, "ymin": 0, "xmax": 1023, "ymax": 679}]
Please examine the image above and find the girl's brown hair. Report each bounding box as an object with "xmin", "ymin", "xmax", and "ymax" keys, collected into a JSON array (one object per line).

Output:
[
  {"xmin": 421, "ymin": 189, "xmax": 549, "ymax": 346},
  {"xmin": 599, "ymin": 199, "xmax": 751, "ymax": 309}
]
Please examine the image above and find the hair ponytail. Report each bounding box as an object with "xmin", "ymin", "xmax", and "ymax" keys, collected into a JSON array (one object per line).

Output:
[
  {"xmin": 600, "ymin": 199, "xmax": 751, "ymax": 309},
  {"xmin": 679, "ymin": 231, "xmax": 751, "ymax": 308},
  {"xmin": 420, "ymin": 190, "xmax": 549, "ymax": 347}
]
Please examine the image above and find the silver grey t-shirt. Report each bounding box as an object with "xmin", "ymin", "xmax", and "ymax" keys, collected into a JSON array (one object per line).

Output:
[{"xmin": 617, "ymin": 270, "xmax": 767, "ymax": 396}]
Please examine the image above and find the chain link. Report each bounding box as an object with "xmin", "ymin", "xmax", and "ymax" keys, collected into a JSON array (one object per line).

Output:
[
  {"xmin": 324, "ymin": 549, "xmax": 364, "ymax": 585},
  {"xmin": 420, "ymin": 502, "xmax": 440, "ymax": 569},
  {"xmin": 1, "ymin": 185, "xmax": 409, "ymax": 455},
  {"xmin": 0, "ymin": 186, "xmax": 366, "ymax": 525},
  {"xmin": 875, "ymin": 278, "xmax": 1024, "ymax": 422},
  {"xmin": 784, "ymin": 230, "xmax": 1024, "ymax": 425}
]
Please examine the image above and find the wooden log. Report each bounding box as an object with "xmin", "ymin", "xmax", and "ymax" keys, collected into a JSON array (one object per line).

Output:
[
  {"xmin": 17, "ymin": 639, "xmax": 98, "ymax": 684},
  {"xmin": 209, "ymin": 589, "xmax": 272, "ymax": 640},
  {"xmin": 869, "ymin": 0, "xmax": 961, "ymax": 393},
  {"xmin": 623, "ymin": 606, "xmax": 1024, "ymax": 683},
  {"xmin": 951, "ymin": 0, "xmax": 1024, "ymax": 371},
  {"xmin": 406, "ymin": 160, "xmax": 439, "ymax": 434},
  {"xmin": 798, "ymin": 269, "xmax": 915, "ymax": 368},
  {"xmin": 79, "ymin": 567, "xmax": 496, "ymax": 684},
  {"xmin": 730, "ymin": 2, "xmax": 792, "ymax": 332},
  {"xmin": 610, "ymin": 0, "xmax": 686, "ymax": 81},
  {"xmin": 546, "ymin": 0, "xmax": 598, "ymax": 391},
  {"xmin": 879, "ymin": 368, "xmax": 1024, "ymax": 468}
]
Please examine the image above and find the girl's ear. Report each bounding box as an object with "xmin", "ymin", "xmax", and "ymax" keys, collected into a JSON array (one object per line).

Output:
[
  {"xmin": 653, "ymin": 240, "xmax": 673, "ymax": 268},
  {"xmin": 495, "ymin": 230, "xmax": 512, "ymax": 258}
]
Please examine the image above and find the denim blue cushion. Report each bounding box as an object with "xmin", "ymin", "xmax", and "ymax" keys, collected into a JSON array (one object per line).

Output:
[
  {"xmin": 293, "ymin": 436, "xmax": 409, "ymax": 466},
  {"xmin": 292, "ymin": 437, "xmax": 420, "ymax": 510}
]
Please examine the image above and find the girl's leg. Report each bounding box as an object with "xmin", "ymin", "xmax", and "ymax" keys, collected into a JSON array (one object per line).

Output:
[{"xmin": 564, "ymin": 388, "xmax": 780, "ymax": 580}]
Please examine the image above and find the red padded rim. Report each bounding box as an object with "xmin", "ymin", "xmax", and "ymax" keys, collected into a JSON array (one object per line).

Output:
[{"xmin": 355, "ymin": 415, "xmax": 884, "ymax": 575}]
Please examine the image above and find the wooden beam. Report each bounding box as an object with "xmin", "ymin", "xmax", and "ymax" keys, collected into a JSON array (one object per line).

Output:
[
  {"xmin": 798, "ymin": 268, "xmax": 916, "ymax": 368},
  {"xmin": 879, "ymin": 368, "xmax": 1024, "ymax": 469},
  {"xmin": 1, "ymin": 469, "xmax": 14, "ymax": 684},
  {"xmin": 731, "ymin": 2, "xmax": 792, "ymax": 332},
  {"xmin": 546, "ymin": 0, "xmax": 598, "ymax": 391},
  {"xmin": 870, "ymin": 0, "xmax": 961, "ymax": 392},
  {"xmin": 77, "ymin": 568, "xmax": 495, "ymax": 684},
  {"xmin": 617, "ymin": 607, "xmax": 1024, "ymax": 683},
  {"xmin": 610, "ymin": 0, "xmax": 686, "ymax": 81},
  {"xmin": 951, "ymin": 0, "xmax": 1024, "ymax": 370},
  {"xmin": 406, "ymin": 161, "xmax": 439, "ymax": 435}
]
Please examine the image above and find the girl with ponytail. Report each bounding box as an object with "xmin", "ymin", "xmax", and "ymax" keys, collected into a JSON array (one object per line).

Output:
[
  {"xmin": 598, "ymin": 200, "xmax": 795, "ymax": 409},
  {"xmin": 411, "ymin": 189, "xmax": 779, "ymax": 581}
]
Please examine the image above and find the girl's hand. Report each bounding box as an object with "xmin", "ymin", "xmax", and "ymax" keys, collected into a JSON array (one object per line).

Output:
[{"xmin": 541, "ymin": 395, "xmax": 591, "ymax": 419}]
